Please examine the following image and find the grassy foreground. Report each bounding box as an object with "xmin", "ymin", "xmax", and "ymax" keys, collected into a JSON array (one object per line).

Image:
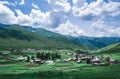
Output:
[{"xmin": 0, "ymin": 53, "xmax": 120, "ymax": 79}]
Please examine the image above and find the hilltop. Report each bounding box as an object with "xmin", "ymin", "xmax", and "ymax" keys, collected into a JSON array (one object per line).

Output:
[{"xmin": 0, "ymin": 24, "xmax": 81, "ymax": 49}]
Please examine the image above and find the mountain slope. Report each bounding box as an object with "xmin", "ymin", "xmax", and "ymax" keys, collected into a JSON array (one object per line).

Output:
[
  {"xmin": 72, "ymin": 36, "xmax": 120, "ymax": 50},
  {"xmin": 21, "ymin": 26, "xmax": 62, "ymax": 37},
  {"xmin": 18, "ymin": 26, "xmax": 120, "ymax": 50},
  {"xmin": 0, "ymin": 24, "xmax": 81, "ymax": 49},
  {"xmin": 96, "ymin": 42, "xmax": 120, "ymax": 53},
  {"xmin": 1, "ymin": 23, "xmax": 120, "ymax": 50}
]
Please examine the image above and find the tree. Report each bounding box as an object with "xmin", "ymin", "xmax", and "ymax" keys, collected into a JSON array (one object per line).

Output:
[
  {"xmin": 31, "ymin": 56, "xmax": 35, "ymax": 60},
  {"xmin": 26, "ymin": 55, "xmax": 30, "ymax": 62}
]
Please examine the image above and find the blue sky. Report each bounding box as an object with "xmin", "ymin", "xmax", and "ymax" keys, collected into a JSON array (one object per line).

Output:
[{"xmin": 0, "ymin": 0, "xmax": 120, "ymax": 37}]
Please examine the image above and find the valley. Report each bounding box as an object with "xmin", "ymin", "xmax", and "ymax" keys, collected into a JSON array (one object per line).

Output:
[
  {"xmin": 0, "ymin": 0, "xmax": 120, "ymax": 78},
  {"xmin": 0, "ymin": 48, "xmax": 120, "ymax": 79},
  {"xmin": 0, "ymin": 24, "xmax": 120, "ymax": 79}
]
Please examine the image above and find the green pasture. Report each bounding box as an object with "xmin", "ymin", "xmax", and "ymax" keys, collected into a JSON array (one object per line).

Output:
[{"xmin": 0, "ymin": 51, "xmax": 120, "ymax": 79}]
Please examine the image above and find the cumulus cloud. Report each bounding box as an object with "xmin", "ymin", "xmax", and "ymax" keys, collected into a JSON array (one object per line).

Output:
[
  {"xmin": 0, "ymin": 2, "xmax": 34, "ymax": 26},
  {"xmin": 30, "ymin": 9, "xmax": 60, "ymax": 28},
  {"xmin": 16, "ymin": 10, "xmax": 34, "ymax": 26},
  {"xmin": 0, "ymin": 3, "xmax": 17, "ymax": 24},
  {"xmin": 0, "ymin": 2, "xmax": 60, "ymax": 28},
  {"xmin": 72, "ymin": 0, "xmax": 120, "ymax": 20},
  {"xmin": 19, "ymin": 0, "xmax": 25, "ymax": 5},
  {"xmin": 104, "ymin": 1, "xmax": 120, "ymax": 16},
  {"xmin": 47, "ymin": 0, "xmax": 71, "ymax": 13},
  {"xmin": 92, "ymin": 19, "xmax": 120, "ymax": 37},
  {"xmin": 0, "ymin": 0, "xmax": 120, "ymax": 37},
  {"xmin": 72, "ymin": 0, "xmax": 86, "ymax": 6},
  {"xmin": 41, "ymin": 12, "xmax": 60, "ymax": 28},
  {"xmin": 72, "ymin": 0, "xmax": 79, "ymax": 5},
  {"xmin": 54, "ymin": 20, "xmax": 86, "ymax": 37},
  {"xmin": 30, "ymin": 9, "xmax": 45, "ymax": 25}
]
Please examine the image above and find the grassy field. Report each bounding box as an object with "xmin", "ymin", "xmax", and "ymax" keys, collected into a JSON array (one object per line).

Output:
[{"xmin": 0, "ymin": 50, "xmax": 120, "ymax": 79}]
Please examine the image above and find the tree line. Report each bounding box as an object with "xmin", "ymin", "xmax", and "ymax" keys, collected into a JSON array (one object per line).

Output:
[
  {"xmin": 36, "ymin": 52, "xmax": 61, "ymax": 60},
  {"xmin": 26, "ymin": 52, "xmax": 61, "ymax": 61}
]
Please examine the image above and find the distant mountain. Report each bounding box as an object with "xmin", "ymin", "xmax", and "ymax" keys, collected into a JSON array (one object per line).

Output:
[
  {"xmin": 0, "ymin": 23, "xmax": 81, "ymax": 49},
  {"xmin": 72, "ymin": 36, "xmax": 120, "ymax": 50},
  {"xmin": 19, "ymin": 26, "xmax": 120, "ymax": 50},
  {"xmin": 0, "ymin": 23, "xmax": 10, "ymax": 28},
  {"xmin": 96, "ymin": 42, "xmax": 120, "ymax": 53},
  {"xmin": 1, "ymin": 23, "xmax": 120, "ymax": 50},
  {"xmin": 21, "ymin": 26, "xmax": 62, "ymax": 37}
]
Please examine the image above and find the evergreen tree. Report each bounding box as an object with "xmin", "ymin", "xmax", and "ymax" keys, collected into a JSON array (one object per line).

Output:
[{"xmin": 26, "ymin": 55, "xmax": 30, "ymax": 62}]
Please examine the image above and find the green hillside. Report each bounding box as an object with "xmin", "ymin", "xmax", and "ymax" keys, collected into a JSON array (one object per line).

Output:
[
  {"xmin": 0, "ymin": 24, "xmax": 81, "ymax": 49},
  {"xmin": 1, "ymin": 23, "xmax": 120, "ymax": 50},
  {"xmin": 96, "ymin": 42, "xmax": 120, "ymax": 53},
  {"xmin": 19, "ymin": 25, "xmax": 120, "ymax": 50},
  {"xmin": 73, "ymin": 37, "xmax": 120, "ymax": 50},
  {"xmin": 22, "ymin": 26, "xmax": 62, "ymax": 37}
]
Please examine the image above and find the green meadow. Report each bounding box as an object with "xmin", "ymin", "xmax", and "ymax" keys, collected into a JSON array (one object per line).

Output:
[{"xmin": 0, "ymin": 50, "xmax": 120, "ymax": 79}]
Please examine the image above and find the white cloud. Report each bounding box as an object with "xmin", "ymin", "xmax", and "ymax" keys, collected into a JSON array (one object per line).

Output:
[
  {"xmin": 29, "ymin": 9, "xmax": 87, "ymax": 36},
  {"xmin": 0, "ymin": 3, "xmax": 17, "ymax": 24},
  {"xmin": 19, "ymin": 0, "xmax": 25, "ymax": 5},
  {"xmin": 30, "ymin": 9, "xmax": 45, "ymax": 23},
  {"xmin": 47, "ymin": 0, "xmax": 71, "ymax": 13},
  {"xmin": 16, "ymin": 10, "xmax": 34, "ymax": 26},
  {"xmin": 0, "ymin": 0, "xmax": 119, "ymax": 37},
  {"xmin": 30, "ymin": 9, "xmax": 60, "ymax": 28},
  {"xmin": 72, "ymin": 0, "xmax": 86, "ymax": 7},
  {"xmin": 30, "ymin": 9, "xmax": 49, "ymax": 28},
  {"xmin": 54, "ymin": 0, "xmax": 71, "ymax": 13},
  {"xmin": 0, "ymin": 1, "xmax": 10, "ymax": 5},
  {"xmin": 72, "ymin": 0, "xmax": 120, "ymax": 20},
  {"xmin": 72, "ymin": 0, "xmax": 79, "ymax": 5},
  {"xmin": 54, "ymin": 20, "xmax": 86, "ymax": 37},
  {"xmin": 32, "ymin": 2, "xmax": 39, "ymax": 9},
  {"xmin": 92, "ymin": 19, "xmax": 120, "ymax": 37},
  {"xmin": 40, "ymin": 12, "xmax": 60, "ymax": 28},
  {"xmin": 0, "ymin": 2, "xmax": 34, "ymax": 26},
  {"xmin": 104, "ymin": 2, "xmax": 120, "ymax": 16},
  {"xmin": 0, "ymin": 1, "xmax": 17, "ymax": 6}
]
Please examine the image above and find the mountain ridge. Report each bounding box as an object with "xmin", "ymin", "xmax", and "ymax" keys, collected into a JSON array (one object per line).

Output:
[
  {"xmin": 72, "ymin": 36, "xmax": 120, "ymax": 50},
  {"xmin": 1, "ymin": 23, "xmax": 120, "ymax": 50},
  {"xmin": 0, "ymin": 23, "xmax": 81, "ymax": 49}
]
